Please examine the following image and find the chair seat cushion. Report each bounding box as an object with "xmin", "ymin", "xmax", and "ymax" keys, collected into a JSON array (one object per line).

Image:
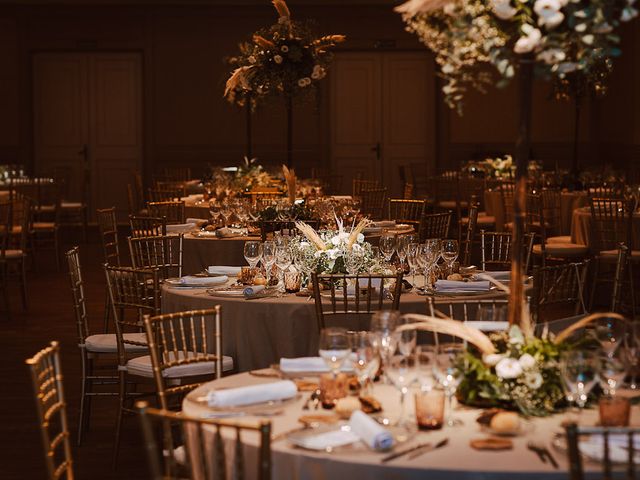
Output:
[
  {"xmin": 126, "ymin": 352, "xmax": 234, "ymax": 378},
  {"xmin": 547, "ymin": 235, "xmax": 572, "ymax": 244},
  {"xmin": 32, "ymin": 221, "xmax": 56, "ymax": 230},
  {"xmin": 533, "ymin": 243, "xmax": 589, "ymax": 257},
  {"xmin": 5, "ymin": 249, "xmax": 25, "ymax": 259},
  {"xmin": 61, "ymin": 201, "xmax": 85, "ymax": 209},
  {"xmin": 85, "ymin": 333, "xmax": 148, "ymax": 353}
]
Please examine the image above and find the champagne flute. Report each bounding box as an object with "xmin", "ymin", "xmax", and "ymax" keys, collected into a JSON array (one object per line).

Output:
[
  {"xmin": 319, "ymin": 327, "xmax": 351, "ymax": 378},
  {"xmin": 275, "ymin": 246, "xmax": 292, "ymax": 292},
  {"xmin": 396, "ymin": 235, "xmax": 410, "ymax": 272},
  {"xmin": 262, "ymin": 240, "xmax": 277, "ymax": 286},
  {"xmin": 243, "ymin": 241, "xmax": 262, "ymax": 269},
  {"xmin": 560, "ymin": 349, "xmax": 599, "ymax": 424},
  {"xmin": 406, "ymin": 242, "xmax": 419, "ymax": 288},
  {"xmin": 433, "ymin": 343, "xmax": 465, "ymax": 427}
]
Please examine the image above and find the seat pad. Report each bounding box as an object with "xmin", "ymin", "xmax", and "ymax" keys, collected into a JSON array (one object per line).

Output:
[
  {"xmin": 85, "ymin": 333, "xmax": 148, "ymax": 353},
  {"xmin": 127, "ymin": 352, "xmax": 234, "ymax": 378}
]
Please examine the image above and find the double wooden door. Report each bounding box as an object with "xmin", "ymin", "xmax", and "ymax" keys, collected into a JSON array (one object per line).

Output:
[
  {"xmin": 33, "ymin": 52, "xmax": 142, "ymax": 219},
  {"xmin": 330, "ymin": 52, "xmax": 435, "ymax": 198}
]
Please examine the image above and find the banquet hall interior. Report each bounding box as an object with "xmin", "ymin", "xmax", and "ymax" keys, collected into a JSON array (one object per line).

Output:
[{"xmin": 1, "ymin": 0, "xmax": 640, "ymax": 479}]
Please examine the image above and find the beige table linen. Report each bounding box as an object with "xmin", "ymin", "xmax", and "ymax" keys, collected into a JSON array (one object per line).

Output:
[
  {"xmin": 183, "ymin": 372, "xmax": 639, "ymax": 480},
  {"xmin": 571, "ymin": 207, "xmax": 640, "ymax": 249},
  {"xmin": 183, "ymin": 234, "xmax": 260, "ymax": 274}
]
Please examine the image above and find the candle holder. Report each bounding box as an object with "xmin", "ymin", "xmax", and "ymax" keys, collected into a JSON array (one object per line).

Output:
[{"xmin": 415, "ymin": 389, "xmax": 445, "ymax": 430}]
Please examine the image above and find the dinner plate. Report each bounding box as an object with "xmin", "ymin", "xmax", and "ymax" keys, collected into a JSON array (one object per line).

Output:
[
  {"xmin": 165, "ymin": 278, "xmax": 227, "ymax": 288},
  {"xmin": 206, "ymin": 287, "xmax": 246, "ymax": 297}
]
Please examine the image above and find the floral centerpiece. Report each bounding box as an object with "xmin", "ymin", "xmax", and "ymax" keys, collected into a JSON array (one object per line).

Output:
[
  {"xmin": 399, "ymin": 312, "xmax": 622, "ymax": 416},
  {"xmin": 484, "ymin": 154, "xmax": 515, "ymax": 179},
  {"xmin": 234, "ymin": 157, "xmax": 274, "ymax": 191}
]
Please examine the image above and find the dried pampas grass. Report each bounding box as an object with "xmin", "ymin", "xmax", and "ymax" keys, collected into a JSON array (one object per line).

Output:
[
  {"xmin": 272, "ymin": 0, "xmax": 291, "ymax": 19},
  {"xmin": 296, "ymin": 221, "xmax": 326, "ymax": 251},
  {"xmin": 224, "ymin": 66, "xmax": 255, "ymax": 98},
  {"xmin": 282, "ymin": 165, "xmax": 297, "ymax": 204}
]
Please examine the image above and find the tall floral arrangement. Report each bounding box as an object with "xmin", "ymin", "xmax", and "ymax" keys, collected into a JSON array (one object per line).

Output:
[
  {"xmin": 224, "ymin": 0, "xmax": 345, "ymax": 106},
  {"xmin": 396, "ymin": 0, "xmax": 638, "ymax": 111}
]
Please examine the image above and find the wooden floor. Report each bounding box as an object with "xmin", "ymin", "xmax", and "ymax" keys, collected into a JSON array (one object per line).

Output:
[{"xmin": 1, "ymin": 233, "xmax": 149, "ymax": 479}]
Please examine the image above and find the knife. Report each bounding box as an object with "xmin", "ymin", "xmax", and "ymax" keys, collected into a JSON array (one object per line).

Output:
[
  {"xmin": 381, "ymin": 438, "xmax": 448, "ymax": 463},
  {"xmin": 407, "ymin": 438, "xmax": 449, "ymax": 460},
  {"xmin": 540, "ymin": 447, "xmax": 559, "ymax": 469}
]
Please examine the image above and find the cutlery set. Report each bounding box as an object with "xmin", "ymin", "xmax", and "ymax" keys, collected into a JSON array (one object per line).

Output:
[
  {"xmin": 527, "ymin": 441, "xmax": 559, "ymax": 468},
  {"xmin": 381, "ymin": 438, "xmax": 449, "ymax": 463}
]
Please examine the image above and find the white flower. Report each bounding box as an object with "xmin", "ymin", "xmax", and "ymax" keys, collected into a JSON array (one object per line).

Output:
[
  {"xmin": 491, "ymin": 0, "xmax": 517, "ymax": 20},
  {"xmin": 357, "ymin": 233, "xmax": 365, "ymax": 243},
  {"xmin": 523, "ymin": 372, "xmax": 543, "ymax": 389},
  {"xmin": 281, "ymin": 45, "xmax": 289, "ymax": 53},
  {"xmin": 513, "ymin": 25, "xmax": 542, "ymax": 53},
  {"xmin": 557, "ymin": 62, "xmax": 578, "ymax": 73},
  {"xmin": 518, "ymin": 353, "xmax": 536, "ymax": 369},
  {"xmin": 274, "ymin": 55, "xmax": 283, "ymax": 64},
  {"xmin": 495, "ymin": 358, "xmax": 523, "ymax": 379},
  {"xmin": 300, "ymin": 241, "xmax": 310, "ymax": 249},
  {"xmin": 582, "ymin": 34, "xmax": 594, "ymax": 45},
  {"xmin": 537, "ymin": 48, "xmax": 566, "ymax": 64},
  {"xmin": 352, "ymin": 243, "xmax": 363, "ymax": 253},
  {"xmin": 621, "ymin": 6, "xmax": 638, "ymax": 21},
  {"xmin": 534, "ymin": 0, "xmax": 565, "ymax": 29},
  {"xmin": 483, "ymin": 353, "xmax": 504, "ymax": 366}
]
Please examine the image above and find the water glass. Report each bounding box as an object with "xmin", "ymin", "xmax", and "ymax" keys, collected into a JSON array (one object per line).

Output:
[
  {"xmin": 415, "ymin": 389, "xmax": 445, "ymax": 430},
  {"xmin": 319, "ymin": 327, "xmax": 351, "ymax": 377},
  {"xmin": 433, "ymin": 343, "xmax": 465, "ymax": 427},
  {"xmin": 262, "ymin": 241, "xmax": 277, "ymax": 286},
  {"xmin": 386, "ymin": 354, "xmax": 417, "ymax": 429},
  {"xmin": 560, "ymin": 349, "xmax": 599, "ymax": 422},
  {"xmin": 243, "ymin": 241, "xmax": 262, "ymax": 269}
]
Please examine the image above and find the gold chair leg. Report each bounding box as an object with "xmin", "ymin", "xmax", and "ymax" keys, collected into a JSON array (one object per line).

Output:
[
  {"xmin": 77, "ymin": 356, "xmax": 88, "ymax": 446},
  {"xmin": 112, "ymin": 371, "xmax": 126, "ymax": 470}
]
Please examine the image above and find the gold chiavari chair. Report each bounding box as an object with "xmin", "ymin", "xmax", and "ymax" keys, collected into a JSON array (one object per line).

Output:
[
  {"xmin": 104, "ymin": 264, "xmax": 161, "ymax": 467},
  {"xmin": 587, "ymin": 183, "xmax": 625, "ymax": 199},
  {"xmin": 419, "ymin": 211, "xmax": 452, "ymax": 241},
  {"xmin": 148, "ymin": 188, "xmax": 185, "ymax": 203},
  {"xmin": 7, "ymin": 194, "xmax": 30, "ymax": 309},
  {"xmin": 136, "ymin": 401, "xmax": 272, "ymax": 480},
  {"xmin": 352, "ymin": 179, "xmax": 379, "ymax": 199},
  {"xmin": 532, "ymin": 261, "xmax": 589, "ymax": 323},
  {"xmin": 66, "ymin": 247, "xmax": 147, "ymax": 446},
  {"xmin": 388, "ymin": 199, "xmax": 426, "ymax": 224},
  {"xmin": 133, "ymin": 171, "xmax": 147, "ymax": 215},
  {"xmin": 480, "ymin": 230, "xmax": 534, "ymax": 273},
  {"xmin": 129, "ymin": 234, "xmax": 183, "ymax": 279},
  {"xmin": 52, "ymin": 166, "xmax": 89, "ymax": 243},
  {"xmin": 129, "ymin": 215, "xmax": 168, "ymax": 238},
  {"xmin": 458, "ymin": 177, "xmax": 495, "ymax": 229},
  {"xmin": 143, "ymin": 307, "xmax": 234, "ymax": 411},
  {"xmin": 564, "ymin": 423, "xmax": 639, "ymax": 480},
  {"xmin": 96, "ymin": 207, "xmax": 121, "ymax": 267},
  {"xmin": 433, "ymin": 172, "xmax": 459, "ymax": 212},
  {"xmin": 26, "ymin": 341, "xmax": 74, "ymax": 480},
  {"xmin": 0, "ymin": 201, "xmax": 11, "ymax": 317},
  {"xmin": 311, "ymin": 272, "xmax": 403, "ymax": 331},
  {"xmin": 29, "ymin": 178, "xmax": 61, "ymax": 270},
  {"xmin": 459, "ymin": 202, "xmax": 478, "ymax": 267},
  {"xmin": 148, "ymin": 200, "xmax": 185, "ymax": 224},
  {"xmin": 499, "ymin": 181, "xmax": 516, "ymax": 228},
  {"xmin": 159, "ymin": 166, "xmax": 192, "ymax": 183},
  {"xmin": 360, "ymin": 188, "xmax": 387, "ymax": 220}
]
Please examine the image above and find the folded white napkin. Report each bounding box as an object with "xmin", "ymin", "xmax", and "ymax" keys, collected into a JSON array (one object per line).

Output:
[
  {"xmin": 166, "ymin": 223, "xmax": 197, "ymax": 234},
  {"xmin": 206, "ymin": 380, "xmax": 297, "ymax": 407},
  {"xmin": 580, "ymin": 435, "xmax": 639, "ymax": 464},
  {"xmin": 243, "ymin": 285, "xmax": 265, "ymax": 297},
  {"xmin": 279, "ymin": 356, "xmax": 355, "ymax": 373},
  {"xmin": 349, "ymin": 410, "xmax": 394, "ymax": 451},
  {"xmin": 179, "ymin": 275, "xmax": 228, "ymax": 285},
  {"xmin": 217, "ymin": 227, "xmax": 247, "ymax": 238},
  {"xmin": 296, "ymin": 429, "xmax": 360, "ymax": 450},
  {"xmin": 480, "ymin": 271, "xmax": 511, "ymax": 281},
  {"xmin": 435, "ymin": 280, "xmax": 491, "ymax": 292},
  {"xmin": 208, "ymin": 266, "xmax": 242, "ymax": 276}
]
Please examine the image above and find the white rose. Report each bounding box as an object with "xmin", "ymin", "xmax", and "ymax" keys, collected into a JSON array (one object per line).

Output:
[
  {"xmin": 534, "ymin": 0, "xmax": 565, "ymax": 29},
  {"xmin": 300, "ymin": 241, "xmax": 310, "ymax": 248},
  {"xmin": 483, "ymin": 353, "xmax": 504, "ymax": 366},
  {"xmin": 523, "ymin": 372, "xmax": 543, "ymax": 389},
  {"xmin": 518, "ymin": 353, "xmax": 536, "ymax": 369},
  {"xmin": 621, "ymin": 6, "xmax": 638, "ymax": 21},
  {"xmin": 331, "ymin": 236, "xmax": 341, "ymax": 246},
  {"xmin": 491, "ymin": 0, "xmax": 517, "ymax": 19},
  {"xmin": 537, "ymin": 48, "xmax": 566, "ymax": 64},
  {"xmin": 495, "ymin": 358, "xmax": 523, "ymax": 379},
  {"xmin": 514, "ymin": 25, "xmax": 541, "ymax": 53}
]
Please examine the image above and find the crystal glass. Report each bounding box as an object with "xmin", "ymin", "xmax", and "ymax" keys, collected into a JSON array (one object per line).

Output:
[
  {"xmin": 594, "ymin": 317, "xmax": 628, "ymax": 357},
  {"xmin": 598, "ymin": 349, "xmax": 628, "ymax": 396},
  {"xmin": 417, "ymin": 240, "xmax": 439, "ymax": 291},
  {"xmin": 261, "ymin": 240, "xmax": 277, "ymax": 286},
  {"xmin": 386, "ymin": 354, "xmax": 417, "ymax": 429},
  {"xmin": 275, "ymin": 246, "xmax": 292, "ymax": 292},
  {"xmin": 370, "ymin": 310, "xmax": 401, "ymax": 383},
  {"xmin": 379, "ymin": 233, "xmax": 397, "ymax": 265},
  {"xmin": 396, "ymin": 235, "xmax": 410, "ymax": 272},
  {"xmin": 560, "ymin": 349, "xmax": 599, "ymax": 423},
  {"xmin": 394, "ymin": 317, "xmax": 416, "ymax": 357},
  {"xmin": 624, "ymin": 322, "xmax": 640, "ymax": 389},
  {"xmin": 243, "ymin": 241, "xmax": 262, "ymax": 269},
  {"xmin": 416, "ymin": 344, "xmax": 437, "ymax": 391},
  {"xmin": 440, "ymin": 239, "xmax": 459, "ymax": 277},
  {"xmin": 433, "ymin": 343, "xmax": 465, "ymax": 427},
  {"xmin": 319, "ymin": 327, "xmax": 351, "ymax": 378},
  {"xmin": 350, "ymin": 331, "xmax": 379, "ymax": 396},
  {"xmin": 406, "ymin": 242, "xmax": 419, "ymax": 288}
]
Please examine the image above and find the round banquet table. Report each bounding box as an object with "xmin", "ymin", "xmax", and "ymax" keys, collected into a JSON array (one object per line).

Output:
[
  {"xmin": 484, "ymin": 190, "xmax": 588, "ymax": 233},
  {"xmin": 182, "ymin": 372, "xmax": 639, "ymax": 480},
  {"xmin": 571, "ymin": 206, "xmax": 640, "ymax": 249},
  {"xmin": 182, "ymin": 233, "xmax": 261, "ymax": 274},
  {"xmin": 182, "ymin": 194, "xmax": 210, "ymax": 220},
  {"xmin": 162, "ymin": 285, "xmax": 506, "ymax": 372}
]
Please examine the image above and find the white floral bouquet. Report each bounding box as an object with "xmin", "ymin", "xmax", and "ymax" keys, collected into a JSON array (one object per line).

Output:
[
  {"xmin": 235, "ymin": 157, "xmax": 274, "ymax": 191},
  {"xmin": 484, "ymin": 154, "xmax": 515, "ymax": 179}
]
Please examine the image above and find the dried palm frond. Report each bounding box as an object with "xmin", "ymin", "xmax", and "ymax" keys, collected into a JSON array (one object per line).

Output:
[
  {"xmin": 554, "ymin": 312, "xmax": 627, "ymax": 344},
  {"xmin": 346, "ymin": 218, "xmax": 371, "ymax": 249},
  {"xmin": 399, "ymin": 314, "xmax": 496, "ymax": 355},
  {"xmin": 312, "ymin": 35, "xmax": 347, "ymax": 48},
  {"xmin": 253, "ymin": 35, "xmax": 275, "ymax": 50},
  {"xmin": 272, "ymin": 0, "xmax": 291, "ymax": 19},
  {"xmin": 296, "ymin": 221, "xmax": 326, "ymax": 251},
  {"xmin": 282, "ymin": 165, "xmax": 297, "ymax": 204},
  {"xmin": 224, "ymin": 66, "xmax": 255, "ymax": 98}
]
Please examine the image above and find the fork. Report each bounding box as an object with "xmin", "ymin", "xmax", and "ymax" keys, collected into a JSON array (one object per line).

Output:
[{"xmin": 527, "ymin": 441, "xmax": 559, "ymax": 469}]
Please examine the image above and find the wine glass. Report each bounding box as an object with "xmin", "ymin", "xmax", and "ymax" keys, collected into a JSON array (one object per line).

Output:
[
  {"xmin": 394, "ymin": 317, "xmax": 417, "ymax": 357},
  {"xmin": 416, "ymin": 344, "xmax": 437, "ymax": 392},
  {"xmin": 319, "ymin": 327, "xmax": 351, "ymax": 378},
  {"xmin": 386, "ymin": 354, "xmax": 417, "ymax": 430},
  {"xmin": 243, "ymin": 241, "xmax": 262, "ymax": 269},
  {"xmin": 370, "ymin": 310, "xmax": 401, "ymax": 384},
  {"xmin": 396, "ymin": 235, "xmax": 410, "ymax": 272},
  {"xmin": 624, "ymin": 322, "xmax": 640, "ymax": 389},
  {"xmin": 261, "ymin": 240, "xmax": 277, "ymax": 286},
  {"xmin": 379, "ymin": 233, "xmax": 397, "ymax": 266},
  {"xmin": 594, "ymin": 317, "xmax": 628, "ymax": 357},
  {"xmin": 440, "ymin": 239, "xmax": 459, "ymax": 277},
  {"xmin": 560, "ymin": 349, "xmax": 599, "ymax": 423},
  {"xmin": 275, "ymin": 246, "xmax": 292, "ymax": 292},
  {"xmin": 350, "ymin": 331, "xmax": 379, "ymax": 397},
  {"xmin": 433, "ymin": 343, "xmax": 465, "ymax": 427},
  {"xmin": 598, "ymin": 349, "xmax": 628, "ymax": 396},
  {"xmin": 406, "ymin": 242, "xmax": 419, "ymax": 288}
]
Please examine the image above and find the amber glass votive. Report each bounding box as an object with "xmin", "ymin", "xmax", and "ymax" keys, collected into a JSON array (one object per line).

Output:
[
  {"xmin": 319, "ymin": 373, "xmax": 348, "ymax": 408},
  {"xmin": 599, "ymin": 396, "xmax": 630, "ymax": 427},
  {"xmin": 284, "ymin": 270, "xmax": 301, "ymax": 293},
  {"xmin": 415, "ymin": 390, "xmax": 445, "ymax": 430},
  {"xmin": 239, "ymin": 267, "xmax": 257, "ymax": 285}
]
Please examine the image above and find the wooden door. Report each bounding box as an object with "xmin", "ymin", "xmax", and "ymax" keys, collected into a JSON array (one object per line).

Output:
[
  {"xmin": 33, "ymin": 52, "xmax": 142, "ymax": 220},
  {"xmin": 330, "ymin": 52, "xmax": 434, "ymax": 198}
]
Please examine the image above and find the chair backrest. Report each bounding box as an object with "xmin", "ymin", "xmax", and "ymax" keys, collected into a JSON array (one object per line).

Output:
[
  {"xmin": 480, "ymin": 230, "xmax": 534, "ymax": 272},
  {"xmin": 460, "ymin": 202, "xmax": 479, "ymax": 267},
  {"xmin": 360, "ymin": 188, "xmax": 387, "ymax": 220},
  {"xmin": 499, "ymin": 181, "xmax": 516, "ymax": 223},
  {"xmin": 458, "ymin": 177, "xmax": 486, "ymax": 211},
  {"xmin": 532, "ymin": 261, "xmax": 588, "ymax": 322},
  {"xmin": 420, "ymin": 211, "xmax": 452, "ymax": 241},
  {"xmin": 589, "ymin": 197, "xmax": 633, "ymax": 253},
  {"xmin": 147, "ymin": 201, "xmax": 185, "ymax": 224},
  {"xmin": 147, "ymin": 188, "xmax": 184, "ymax": 203},
  {"xmin": 433, "ymin": 173, "xmax": 458, "ymax": 207},
  {"xmin": 65, "ymin": 247, "xmax": 90, "ymax": 345},
  {"xmin": 564, "ymin": 423, "xmax": 639, "ymax": 480},
  {"xmin": 134, "ymin": 171, "xmax": 145, "ymax": 209},
  {"xmin": 104, "ymin": 265, "xmax": 161, "ymax": 363},
  {"xmin": 143, "ymin": 307, "xmax": 224, "ymax": 410},
  {"xmin": 96, "ymin": 207, "xmax": 121, "ymax": 267},
  {"xmin": 129, "ymin": 215, "xmax": 168, "ymax": 238},
  {"xmin": 587, "ymin": 183, "xmax": 625, "ymax": 199},
  {"xmin": 311, "ymin": 272, "xmax": 403, "ymax": 331},
  {"xmin": 159, "ymin": 166, "xmax": 191, "ymax": 183},
  {"xmin": 427, "ymin": 296, "xmax": 509, "ymax": 323},
  {"xmin": 26, "ymin": 341, "xmax": 74, "ymax": 480},
  {"xmin": 128, "ymin": 234, "xmax": 183, "ymax": 279},
  {"xmin": 388, "ymin": 199, "xmax": 426, "ymax": 223},
  {"xmin": 0, "ymin": 201, "xmax": 10, "ymax": 258},
  {"xmin": 127, "ymin": 184, "xmax": 138, "ymax": 216},
  {"xmin": 352, "ymin": 179, "xmax": 379, "ymax": 198},
  {"xmin": 403, "ymin": 183, "xmax": 414, "ymax": 200},
  {"xmin": 136, "ymin": 401, "xmax": 271, "ymax": 480},
  {"xmin": 10, "ymin": 194, "xmax": 32, "ymax": 251}
]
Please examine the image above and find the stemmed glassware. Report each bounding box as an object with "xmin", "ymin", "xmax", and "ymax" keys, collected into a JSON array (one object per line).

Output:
[
  {"xmin": 440, "ymin": 239, "xmax": 459, "ymax": 277},
  {"xmin": 262, "ymin": 241, "xmax": 277, "ymax": 287},
  {"xmin": 594, "ymin": 317, "xmax": 628, "ymax": 357},
  {"xmin": 406, "ymin": 242, "xmax": 419, "ymax": 288},
  {"xmin": 394, "ymin": 317, "xmax": 417, "ymax": 357},
  {"xmin": 319, "ymin": 328, "xmax": 351, "ymax": 378},
  {"xmin": 386, "ymin": 354, "xmax": 417, "ymax": 431},
  {"xmin": 243, "ymin": 241, "xmax": 262, "ymax": 270},
  {"xmin": 379, "ymin": 233, "xmax": 397, "ymax": 267},
  {"xmin": 275, "ymin": 247, "xmax": 292, "ymax": 292},
  {"xmin": 396, "ymin": 236, "xmax": 410, "ymax": 272},
  {"xmin": 417, "ymin": 240, "xmax": 439, "ymax": 291},
  {"xmin": 416, "ymin": 345, "xmax": 436, "ymax": 392},
  {"xmin": 433, "ymin": 343, "xmax": 465, "ymax": 427},
  {"xmin": 598, "ymin": 348, "xmax": 628, "ymax": 396},
  {"xmin": 370, "ymin": 310, "xmax": 401, "ymax": 384},
  {"xmin": 350, "ymin": 331, "xmax": 380, "ymax": 397},
  {"xmin": 559, "ymin": 349, "xmax": 599, "ymax": 423},
  {"xmin": 624, "ymin": 322, "xmax": 640, "ymax": 389}
]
